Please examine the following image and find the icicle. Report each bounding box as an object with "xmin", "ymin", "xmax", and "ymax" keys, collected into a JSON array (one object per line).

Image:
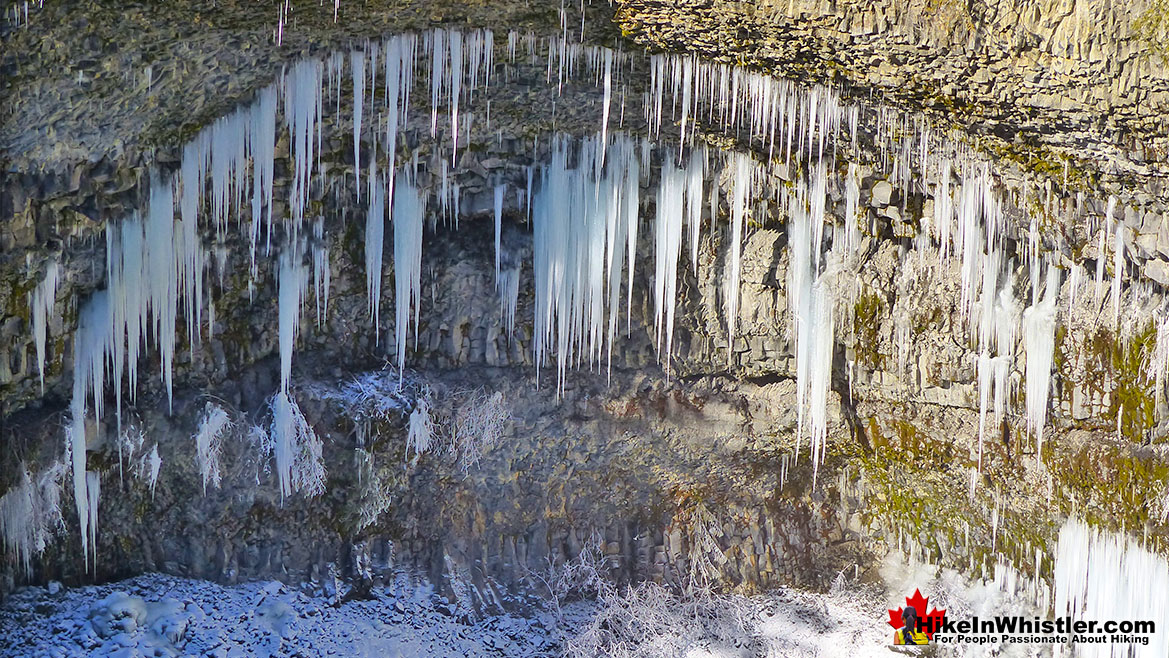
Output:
[
  {"xmin": 600, "ymin": 49, "xmax": 613, "ymax": 164},
  {"xmin": 654, "ymin": 156, "xmax": 686, "ymax": 373},
  {"xmin": 1054, "ymin": 518, "xmax": 1169, "ymax": 658},
  {"xmin": 106, "ymin": 220, "xmax": 135, "ymax": 416},
  {"xmin": 1067, "ymin": 263, "xmax": 1081, "ymax": 317},
  {"xmin": 531, "ymin": 135, "xmax": 641, "ymax": 390},
  {"xmin": 624, "ymin": 144, "xmax": 642, "ymax": 331},
  {"xmin": 976, "ymin": 350, "xmax": 993, "ymax": 470},
  {"xmin": 525, "ymin": 165, "xmax": 534, "ymax": 222},
  {"xmin": 249, "ymin": 85, "xmax": 277, "ymax": 275},
  {"xmin": 1149, "ymin": 310, "xmax": 1169, "ymax": 400},
  {"xmin": 1094, "ymin": 199, "xmax": 1113, "ymax": 302},
  {"xmin": 499, "ymin": 264, "xmax": 521, "ymax": 340},
  {"xmin": 1112, "ymin": 208, "xmax": 1125, "ymax": 327},
  {"xmin": 935, "ymin": 158, "xmax": 953, "ymax": 260},
  {"xmin": 0, "ymin": 465, "xmax": 65, "ymax": 576},
  {"xmin": 392, "ymin": 173, "xmax": 425, "ymax": 382},
  {"xmin": 351, "ymin": 48, "xmax": 365, "ymax": 198},
  {"xmin": 1022, "ymin": 262, "xmax": 1059, "ymax": 460},
  {"xmin": 805, "ymin": 276, "xmax": 834, "ymax": 484},
  {"xmin": 365, "ymin": 165, "xmax": 386, "ymax": 338},
  {"xmin": 383, "ymin": 35, "xmax": 405, "ymax": 171},
  {"xmin": 724, "ymin": 153, "xmax": 752, "ymax": 360},
  {"xmin": 145, "ymin": 445, "xmax": 161, "ymax": 499},
  {"xmin": 278, "ymin": 242, "xmax": 309, "ymax": 394},
  {"xmin": 312, "ymin": 218, "xmax": 330, "ymax": 328},
  {"xmin": 269, "ymin": 390, "xmax": 326, "ymax": 502},
  {"xmin": 809, "ymin": 161, "xmax": 827, "ymax": 268},
  {"xmin": 685, "ymin": 147, "xmax": 705, "ymax": 273},
  {"xmin": 992, "ymin": 283, "xmax": 1016, "ymax": 425},
  {"xmin": 844, "ymin": 163, "xmax": 861, "ymax": 262},
  {"xmin": 449, "ymin": 30, "xmax": 464, "ymax": 162},
  {"xmin": 69, "ymin": 290, "xmax": 111, "ymax": 572},
  {"xmin": 494, "ymin": 183, "xmax": 505, "ymax": 283},
  {"xmin": 603, "ymin": 141, "xmax": 630, "ymax": 378},
  {"xmin": 285, "ymin": 59, "xmax": 324, "ymax": 229},
  {"xmin": 30, "ymin": 259, "xmax": 60, "ymax": 391},
  {"xmin": 976, "ymin": 240, "xmax": 1001, "ymax": 351},
  {"xmin": 84, "ymin": 471, "xmax": 99, "ymax": 569},
  {"xmin": 145, "ymin": 176, "xmax": 179, "ymax": 411}
]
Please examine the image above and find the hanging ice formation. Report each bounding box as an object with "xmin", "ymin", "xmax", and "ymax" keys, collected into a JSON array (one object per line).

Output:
[
  {"xmin": 285, "ymin": 59, "xmax": 324, "ymax": 229},
  {"xmin": 653, "ymin": 157, "xmax": 686, "ymax": 373},
  {"xmin": 843, "ymin": 163, "xmax": 861, "ymax": 261},
  {"xmin": 278, "ymin": 242, "xmax": 309, "ymax": 394},
  {"xmin": 311, "ymin": 218, "xmax": 330, "ymax": 329},
  {"xmin": 68, "ymin": 290, "xmax": 111, "ymax": 572},
  {"xmin": 351, "ymin": 48, "xmax": 365, "ymax": 197},
  {"xmin": 783, "ymin": 162, "xmax": 836, "ymax": 481},
  {"xmin": 1109, "ymin": 197, "xmax": 1124, "ymax": 327},
  {"xmin": 30, "ymin": 258, "xmax": 60, "ymax": 391},
  {"xmin": 0, "ymin": 463, "xmax": 65, "ymax": 576},
  {"xmin": 802, "ymin": 278, "xmax": 834, "ymax": 483},
  {"xmin": 975, "ymin": 275, "xmax": 1017, "ymax": 471},
  {"xmin": 723, "ymin": 152, "xmax": 751, "ymax": 361},
  {"xmin": 365, "ymin": 162, "xmax": 386, "ymax": 337},
  {"xmin": 494, "ymin": 182, "xmax": 505, "ymax": 282},
  {"xmin": 248, "ymin": 86, "xmax": 277, "ymax": 274},
  {"xmin": 1054, "ymin": 518, "xmax": 1169, "ymax": 658},
  {"xmin": 393, "ymin": 174, "xmax": 425, "ymax": 382},
  {"xmin": 531, "ymin": 134, "xmax": 642, "ymax": 392},
  {"xmin": 499, "ymin": 265, "xmax": 521, "ymax": 340},
  {"xmin": 1022, "ymin": 262, "xmax": 1060, "ymax": 458},
  {"xmin": 33, "ymin": 24, "xmax": 1159, "ymax": 571},
  {"xmin": 270, "ymin": 390, "xmax": 327, "ymax": 501}
]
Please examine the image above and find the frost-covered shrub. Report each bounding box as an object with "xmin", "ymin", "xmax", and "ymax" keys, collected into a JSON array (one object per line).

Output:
[
  {"xmin": 405, "ymin": 393, "xmax": 435, "ymax": 465},
  {"xmin": 193, "ymin": 403, "xmax": 232, "ymax": 494},
  {"xmin": 679, "ymin": 500, "xmax": 728, "ymax": 590},
  {"xmin": 562, "ymin": 583, "xmax": 757, "ymax": 658},
  {"xmin": 269, "ymin": 392, "xmax": 327, "ymax": 500},
  {"xmin": 117, "ymin": 425, "xmax": 145, "ymax": 478},
  {"xmin": 0, "ymin": 462, "xmax": 66, "ymax": 575},
  {"xmin": 529, "ymin": 530, "xmax": 613, "ymax": 621},
  {"xmin": 447, "ymin": 390, "xmax": 509, "ymax": 473},
  {"xmin": 136, "ymin": 445, "xmax": 162, "ymax": 499},
  {"xmin": 247, "ymin": 423, "xmax": 274, "ymax": 486},
  {"xmin": 354, "ymin": 448, "xmax": 393, "ymax": 531}
]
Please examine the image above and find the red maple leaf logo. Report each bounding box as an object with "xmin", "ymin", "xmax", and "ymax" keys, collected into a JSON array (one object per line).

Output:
[{"xmin": 887, "ymin": 589, "xmax": 947, "ymax": 640}]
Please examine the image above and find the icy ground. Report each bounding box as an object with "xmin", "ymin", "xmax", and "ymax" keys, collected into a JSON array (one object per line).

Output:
[
  {"xmin": 0, "ymin": 571, "xmax": 907, "ymax": 658},
  {"xmin": 0, "ymin": 573, "xmax": 568, "ymax": 658}
]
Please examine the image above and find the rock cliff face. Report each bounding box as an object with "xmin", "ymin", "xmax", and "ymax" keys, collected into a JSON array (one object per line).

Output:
[
  {"xmin": 617, "ymin": 0, "xmax": 1169, "ymax": 179},
  {"xmin": 1, "ymin": 0, "xmax": 1167, "ymax": 612}
]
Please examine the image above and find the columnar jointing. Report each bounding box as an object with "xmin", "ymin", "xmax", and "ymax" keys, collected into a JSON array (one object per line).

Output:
[{"xmin": 17, "ymin": 28, "xmax": 1155, "ymax": 580}]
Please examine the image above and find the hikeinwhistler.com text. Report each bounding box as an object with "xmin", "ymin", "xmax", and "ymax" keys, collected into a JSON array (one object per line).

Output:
[{"xmin": 927, "ymin": 616, "xmax": 1155, "ymax": 646}]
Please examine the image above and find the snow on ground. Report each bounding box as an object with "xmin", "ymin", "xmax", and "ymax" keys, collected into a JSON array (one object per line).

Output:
[
  {"xmin": 0, "ymin": 571, "xmax": 902, "ymax": 658},
  {"xmin": 0, "ymin": 572, "xmax": 567, "ymax": 658},
  {"xmin": 0, "ymin": 557, "xmax": 1050, "ymax": 658}
]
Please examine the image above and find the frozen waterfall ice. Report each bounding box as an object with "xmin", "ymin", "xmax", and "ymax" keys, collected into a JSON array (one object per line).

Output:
[
  {"xmin": 392, "ymin": 174, "xmax": 425, "ymax": 383},
  {"xmin": 1022, "ymin": 263, "xmax": 1059, "ymax": 459},
  {"xmin": 24, "ymin": 28, "xmax": 1153, "ymax": 578},
  {"xmin": 1054, "ymin": 518, "xmax": 1169, "ymax": 658}
]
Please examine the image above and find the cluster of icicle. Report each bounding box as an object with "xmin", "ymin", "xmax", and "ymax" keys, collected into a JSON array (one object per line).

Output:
[
  {"xmin": 21, "ymin": 28, "xmax": 1148, "ymax": 570},
  {"xmin": 1054, "ymin": 518, "xmax": 1169, "ymax": 658},
  {"xmin": 33, "ymin": 27, "xmax": 643, "ymax": 572}
]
